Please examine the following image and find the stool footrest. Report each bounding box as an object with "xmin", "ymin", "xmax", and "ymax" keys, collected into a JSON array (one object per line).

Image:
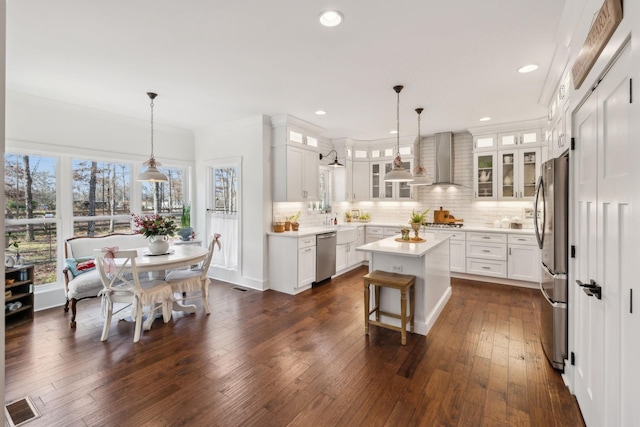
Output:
[{"xmin": 367, "ymin": 319, "xmax": 404, "ymax": 333}]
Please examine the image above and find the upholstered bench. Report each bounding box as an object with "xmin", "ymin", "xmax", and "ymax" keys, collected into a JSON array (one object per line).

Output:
[
  {"xmin": 363, "ymin": 270, "xmax": 416, "ymax": 345},
  {"xmin": 63, "ymin": 233, "xmax": 148, "ymax": 328}
]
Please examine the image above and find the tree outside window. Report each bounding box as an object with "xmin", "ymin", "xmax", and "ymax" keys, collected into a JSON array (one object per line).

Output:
[
  {"xmin": 4, "ymin": 154, "xmax": 58, "ymax": 284},
  {"xmin": 72, "ymin": 159, "xmax": 131, "ymax": 236}
]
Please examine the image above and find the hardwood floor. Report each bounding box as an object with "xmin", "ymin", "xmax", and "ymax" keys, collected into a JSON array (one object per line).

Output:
[{"xmin": 5, "ymin": 266, "xmax": 585, "ymax": 426}]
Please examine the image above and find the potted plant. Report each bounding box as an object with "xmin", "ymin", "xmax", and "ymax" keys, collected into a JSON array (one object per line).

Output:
[
  {"xmin": 409, "ymin": 209, "xmax": 430, "ymax": 240},
  {"xmin": 6, "ymin": 232, "xmax": 22, "ymax": 266},
  {"xmin": 177, "ymin": 203, "xmax": 193, "ymax": 241},
  {"xmin": 288, "ymin": 211, "xmax": 301, "ymax": 231},
  {"xmin": 344, "ymin": 211, "xmax": 353, "ymax": 223}
]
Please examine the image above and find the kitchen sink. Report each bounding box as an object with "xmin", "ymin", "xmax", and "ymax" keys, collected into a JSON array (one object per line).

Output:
[{"xmin": 336, "ymin": 225, "xmax": 357, "ymax": 244}]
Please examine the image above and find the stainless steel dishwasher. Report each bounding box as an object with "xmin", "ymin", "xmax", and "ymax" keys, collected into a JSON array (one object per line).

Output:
[{"xmin": 315, "ymin": 232, "xmax": 337, "ymax": 283}]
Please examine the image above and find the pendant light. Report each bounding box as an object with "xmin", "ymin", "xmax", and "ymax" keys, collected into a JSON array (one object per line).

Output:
[
  {"xmin": 137, "ymin": 92, "xmax": 168, "ymax": 182},
  {"xmin": 383, "ymin": 85, "xmax": 414, "ymax": 182},
  {"xmin": 409, "ymin": 107, "xmax": 430, "ymax": 186}
]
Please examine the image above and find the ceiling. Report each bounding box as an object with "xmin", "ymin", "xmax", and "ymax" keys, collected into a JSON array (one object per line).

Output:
[{"xmin": 7, "ymin": 1, "xmax": 567, "ymax": 141}]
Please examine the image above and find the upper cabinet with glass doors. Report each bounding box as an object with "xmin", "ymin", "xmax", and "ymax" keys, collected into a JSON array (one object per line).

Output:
[
  {"xmin": 497, "ymin": 148, "xmax": 541, "ymax": 200},
  {"xmin": 369, "ymin": 141, "xmax": 415, "ymax": 201},
  {"xmin": 473, "ymin": 152, "xmax": 497, "ymax": 199},
  {"xmin": 497, "ymin": 129, "xmax": 542, "ymax": 148}
]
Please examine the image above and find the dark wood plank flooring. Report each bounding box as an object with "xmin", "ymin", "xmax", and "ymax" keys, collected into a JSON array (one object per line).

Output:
[{"xmin": 5, "ymin": 266, "xmax": 585, "ymax": 426}]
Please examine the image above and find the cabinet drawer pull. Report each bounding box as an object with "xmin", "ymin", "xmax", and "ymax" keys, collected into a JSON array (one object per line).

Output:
[
  {"xmin": 483, "ymin": 236, "xmax": 491, "ymax": 239},
  {"xmin": 482, "ymin": 266, "xmax": 491, "ymax": 270},
  {"xmin": 482, "ymin": 249, "xmax": 491, "ymax": 253}
]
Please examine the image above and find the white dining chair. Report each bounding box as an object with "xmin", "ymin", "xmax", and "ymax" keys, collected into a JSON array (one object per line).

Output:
[
  {"xmin": 94, "ymin": 249, "xmax": 174, "ymax": 342},
  {"xmin": 164, "ymin": 234, "xmax": 220, "ymax": 314}
]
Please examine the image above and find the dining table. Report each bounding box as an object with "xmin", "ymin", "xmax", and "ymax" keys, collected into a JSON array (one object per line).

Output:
[{"xmin": 129, "ymin": 244, "xmax": 209, "ymax": 329}]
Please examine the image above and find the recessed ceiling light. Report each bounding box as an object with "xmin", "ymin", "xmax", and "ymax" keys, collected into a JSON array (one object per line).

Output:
[
  {"xmin": 479, "ymin": 117, "xmax": 491, "ymax": 122},
  {"xmin": 315, "ymin": 110, "xmax": 326, "ymax": 115},
  {"xmin": 518, "ymin": 64, "xmax": 538, "ymax": 73},
  {"xmin": 319, "ymin": 10, "xmax": 343, "ymax": 27},
  {"xmin": 390, "ymin": 130, "xmax": 398, "ymax": 134}
]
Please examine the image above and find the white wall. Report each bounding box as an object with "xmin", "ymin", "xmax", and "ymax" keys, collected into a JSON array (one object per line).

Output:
[{"xmin": 194, "ymin": 115, "xmax": 271, "ymax": 290}]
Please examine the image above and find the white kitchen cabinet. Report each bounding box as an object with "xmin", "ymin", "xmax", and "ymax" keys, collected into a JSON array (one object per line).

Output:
[
  {"xmin": 497, "ymin": 128, "xmax": 542, "ymax": 148},
  {"xmin": 335, "ymin": 243, "xmax": 348, "ymax": 273},
  {"xmin": 473, "ymin": 152, "xmax": 497, "ymax": 199},
  {"xmin": 507, "ymin": 234, "xmax": 540, "ymax": 282},
  {"xmin": 352, "ymin": 161, "xmax": 370, "ymax": 201},
  {"xmin": 333, "ymin": 158, "xmax": 352, "ymax": 202},
  {"xmin": 298, "ymin": 244, "xmax": 317, "ymax": 287},
  {"xmin": 369, "ymin": 146, "xmax": 417, "ymax": 200},
  {"xmin": 473, "ymin": 133, "xmax": 498, "ymax": 151},
  {"xmin": 365, "ymin": 226, "xmax": 384, "ymax": 244},
  {"xmin": 269, "ymin": 234, "xmax": 317, "ymax": 295},
  {"xmin": 273, "ymin": 145, "xmax": 318, "ymax": 202},
  {"xmin": 355, "ymin": 226, "xmax": 365, "ymax": 263},
  {"xmin": 497, "ymin": 147, "xmax": 541, "ymax": 200},
  {"xmin": 336, "ymin": 226, "xmax": 366, "ymax": 274},
  {"xmin": 272, "ymin": 115, "xmax": 322, "ymax": 202},
  {"xmin": 465, "ymin": 232, "xmax": 507, "ymax": 278},
  {"xmin": 439, "ymin": 230, "xmax": 466, "ymax": 273}
]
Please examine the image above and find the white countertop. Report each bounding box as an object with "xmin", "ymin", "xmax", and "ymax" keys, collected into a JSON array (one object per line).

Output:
[
  {"xmin": 266, "ymin": 222, "xmax": 534, "ymax": 238},
  {"xmin": 355, "ymin": 234, "xmax": 450, "ymax": 258}
]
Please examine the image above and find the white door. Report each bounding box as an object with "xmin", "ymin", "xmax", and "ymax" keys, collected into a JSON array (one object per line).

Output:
[{"xmin": 573, "ymin": 44, "xmax": 630, "ymax": 427}]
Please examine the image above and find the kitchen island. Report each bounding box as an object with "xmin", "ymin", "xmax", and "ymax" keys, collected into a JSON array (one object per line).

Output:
[{"xmin": 356, "ymin": 234, "xmax": 451, "ymax": 337}]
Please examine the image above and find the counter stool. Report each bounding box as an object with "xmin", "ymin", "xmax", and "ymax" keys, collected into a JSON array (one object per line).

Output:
[{"xmin": 363, "ymin": 270, "xmax": 416, "ymax": 345}]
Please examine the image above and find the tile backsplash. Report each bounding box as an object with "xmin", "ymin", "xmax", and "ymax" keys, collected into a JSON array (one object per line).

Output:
[{"xmin": 273, "ymin": 132, "xmax": 537, "ymax": 230}]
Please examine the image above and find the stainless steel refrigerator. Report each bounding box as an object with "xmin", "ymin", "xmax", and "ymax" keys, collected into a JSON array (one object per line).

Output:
[{"xmin": 533, "ymin": 153, "xmax": 569, "ymax": 370}]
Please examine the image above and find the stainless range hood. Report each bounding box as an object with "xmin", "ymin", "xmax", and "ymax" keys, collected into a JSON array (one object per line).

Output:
[{"xmin": 431, "ymin": 132, "xmax": 461, "ymax": 186}]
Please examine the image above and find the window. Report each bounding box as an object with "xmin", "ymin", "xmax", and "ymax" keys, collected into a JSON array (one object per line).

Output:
[
  {"xmin": 72, "ymin": 159, "xmax": 132, "ymax": 236},
  {"xmin": 141, "ymin": 166, "xmax": 186, "ymax": 215},
  {"xmin": 208, "ymin": 158, "xmax": 240, "ymax": 270},
  {"xmin": 5, "ymin": 154, "xmax": 58, "ymax": 285}
]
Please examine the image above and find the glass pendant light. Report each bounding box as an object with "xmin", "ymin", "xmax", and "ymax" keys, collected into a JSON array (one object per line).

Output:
[
  {"xmin": 383, "ymin": 85, "xmax": 414, "ymax": 182},
  {"xmin": 137, "ymin": 92, "xmax": 168, "ymax": 182},
  {"xmin": 409, "ymin": 107, "xmax": 430, "ymax": 186}
]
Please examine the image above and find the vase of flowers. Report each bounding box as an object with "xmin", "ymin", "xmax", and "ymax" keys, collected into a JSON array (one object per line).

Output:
[{"xmin": 132, "ymin": 213, "xmax": 178, "ymax": 254}]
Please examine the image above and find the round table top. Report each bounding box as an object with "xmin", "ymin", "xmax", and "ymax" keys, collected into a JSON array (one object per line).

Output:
[{"xmin": 132, "ymin": 244, "xmax": 208, "ymax": 272}]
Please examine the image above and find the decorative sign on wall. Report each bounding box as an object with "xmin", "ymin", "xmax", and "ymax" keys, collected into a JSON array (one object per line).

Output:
[{"xmin": 571, "ymin": 0, "xmax": 623, "ymax": 90}]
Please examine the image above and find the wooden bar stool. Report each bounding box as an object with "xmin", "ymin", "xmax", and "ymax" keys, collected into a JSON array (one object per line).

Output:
[{"xmin": 363, "ymin": 270, "xmax": 416, "ymax": 345}]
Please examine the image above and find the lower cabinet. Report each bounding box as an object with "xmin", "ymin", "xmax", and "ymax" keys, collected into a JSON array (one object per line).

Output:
[
  {"xmin": 465, "ymin": 232, "xmax": 508, "ymax": 278},
  {"xmin": 269, "ymin": 235, "xmax": 316, "ymax": 295},
  {"xmin": 336, "ymin": 226, "xmax": 366, "ymax": 274},
  {"xmin": 507, "ymin": 234, "xmax": 540, "ymax": 282},
  {"xmin": 439, "ymin": 231, "xmax": 466, "ymax": 273}
]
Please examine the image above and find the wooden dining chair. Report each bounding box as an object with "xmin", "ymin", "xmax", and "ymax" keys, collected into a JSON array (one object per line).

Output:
[
  {"xmin": 164, "ymin": 235, "xmax": 220, "ymax": 315},
  {"xmin": 94, "ymin": 249, "xmax": 174, "ymax": 342}
]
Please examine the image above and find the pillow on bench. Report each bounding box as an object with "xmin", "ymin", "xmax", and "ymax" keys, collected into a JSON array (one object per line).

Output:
[{"xmin": 65, "ymin": 257, "xmax": 96, "ymax": 277}]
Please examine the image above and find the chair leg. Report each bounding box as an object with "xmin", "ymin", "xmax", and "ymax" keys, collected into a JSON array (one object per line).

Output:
[
  {"xmin": 162, "ymin": 301, "xmax": 172, "ymax": 323},
  {"xmin": 400, "ymin": 288, "xmax": 407, "ymax": 345},
  {"xmin": 364, "ymin": 282, "xmax": 370, "ymax": 335},
  {"xmin": 133, "ymin": 301, "xmax": 143, "ymax": 343},
  {"xmin": 202, "ymin": 282, "xmax": 211, "ymax": 315},
  {"xmin": 100, "ymin": 299, "xmax": 113, "ymax": 341}
]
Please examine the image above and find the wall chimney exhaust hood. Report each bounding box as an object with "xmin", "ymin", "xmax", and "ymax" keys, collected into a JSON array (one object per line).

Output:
[{"xmin": 430, "ymin": 132, "xmax": 461, "ymax": 186}]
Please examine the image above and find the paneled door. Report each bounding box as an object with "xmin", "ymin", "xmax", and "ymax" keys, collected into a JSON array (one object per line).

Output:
[{"xmin": 573, "ymin": 44, "xmax": 631, "ymax": 427}]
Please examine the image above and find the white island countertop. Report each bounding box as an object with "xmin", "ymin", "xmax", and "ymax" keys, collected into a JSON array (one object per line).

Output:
[{"xmin": 356, "ymin": 235, "xmax": 450, "ymax": 258}]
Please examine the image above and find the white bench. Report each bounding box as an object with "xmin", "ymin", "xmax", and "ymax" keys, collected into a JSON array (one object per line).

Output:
[{"xmin": 63, "ymin": 233, "xmax": 148, "ymax": 328}]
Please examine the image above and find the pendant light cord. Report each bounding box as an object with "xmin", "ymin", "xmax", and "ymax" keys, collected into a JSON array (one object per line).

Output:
[{"xmin": 147, "ymin": 92, "xmax": 158, "ymax": 161}]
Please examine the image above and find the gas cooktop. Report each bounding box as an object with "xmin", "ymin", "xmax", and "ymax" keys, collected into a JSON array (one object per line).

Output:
[{"xmin": 423, "ymin": 222, "xmax": 464, "ymax": 228}]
